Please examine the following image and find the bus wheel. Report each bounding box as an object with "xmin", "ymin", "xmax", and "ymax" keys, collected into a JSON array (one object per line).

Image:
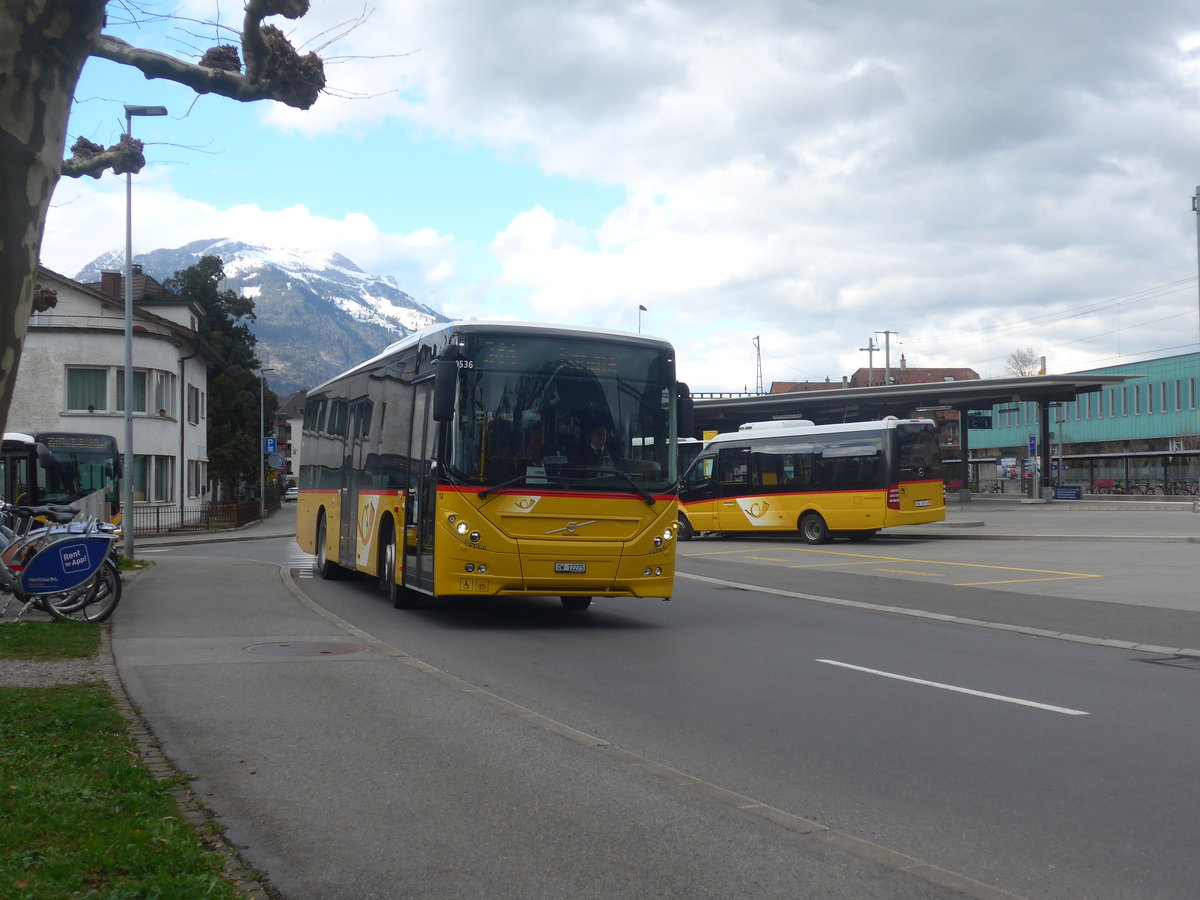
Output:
[
  {"xmin": 677, "ymin": 513, "xmax": 694, "ymax": 542},
  {"xmin": 315, "ymin": 514, "xmax": 343, "ymax": 580},
  {"xmin": 799, "ymin": 512, "xmax": 831, "ymax": 545},
  {"xmin": 561, "ymin": 596, "xmax": 592, "ymax": 611}
]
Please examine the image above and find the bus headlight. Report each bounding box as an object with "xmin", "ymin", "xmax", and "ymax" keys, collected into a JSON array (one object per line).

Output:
[
  {"xmin": 654, "ymin": 567, "xmax": 662, "ymax": 577},
  {"xmin": 663, "ymin": 528, "xmax": 674, "ymax": 541},
  {"xmin": 469, "ymin": 532, "xmax": 481, "ymax": 543},
  {"xmin": 478, "ymin": 564, "xmax": 488, "ymax": 574},
  {"xmin": 644, "ymin": 567, "xmax": 652, "ymax": 576},
  {"xmin": 653, "ymin": 536, "xmax": 663, "ymax": 548},
  {"xmin": 455, "ymin": 521, "xmax": 469, "ymax": 535},
  {"xmin": 465, "ymin": 563, "xmax": 475, "ymax": 572}
]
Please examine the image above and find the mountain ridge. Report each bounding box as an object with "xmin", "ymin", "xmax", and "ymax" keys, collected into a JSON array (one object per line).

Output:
[{"xmin": 76, "ymin": 239, "xmax": 452, "ymax": 396}]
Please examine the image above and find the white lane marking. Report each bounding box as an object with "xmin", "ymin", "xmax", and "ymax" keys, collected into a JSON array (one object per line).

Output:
[{"xmin": 815, "ymin": 659, "xmax": 1089, "ymax": 717}]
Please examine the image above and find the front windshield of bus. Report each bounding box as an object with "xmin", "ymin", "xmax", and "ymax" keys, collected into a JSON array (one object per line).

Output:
[
  {"xmin": 445, "ymin": 334, "xmax": 677, "ymax": 493},
  {"xmin": 40, "ymin": 434, "xmax": 119, "ymax": 505}
]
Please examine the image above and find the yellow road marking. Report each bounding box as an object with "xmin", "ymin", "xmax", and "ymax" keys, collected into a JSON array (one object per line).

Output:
[
  {"xmin": 953, "ymin": 575, "xmax": 1101, "ymax": 587},
  {"xmin": 694, "ymin": 544, "xmax": 1101, "ymax": 586}
]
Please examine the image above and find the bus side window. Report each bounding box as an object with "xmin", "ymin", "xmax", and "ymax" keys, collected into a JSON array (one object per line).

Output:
[
  {"xmin": 684, "ymin": 455, "xmax": 715, "ymax": 489},
  {"xmin": 718, "ymin": 448, "xmax": 749, "ymax": 487},
  {"xmin": 751, "ymin": 451, "xmax": 785, "ymax": 492}
]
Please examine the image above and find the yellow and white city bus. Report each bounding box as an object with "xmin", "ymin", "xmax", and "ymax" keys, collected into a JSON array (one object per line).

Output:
[
  {"xmin": 676, "ymin": 417, "xmax": 945, "ymax": 544},
  {"xmin": 295, "ymin": 322, "xmax": 691, "ymax": 611}
]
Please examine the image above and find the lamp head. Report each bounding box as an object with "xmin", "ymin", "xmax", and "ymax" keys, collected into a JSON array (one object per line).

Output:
[{"xmin": 124, "ymin": 105, "xmax": 168, "ymax": 118}]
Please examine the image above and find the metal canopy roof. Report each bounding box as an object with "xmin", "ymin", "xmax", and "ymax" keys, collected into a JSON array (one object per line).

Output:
[{"xmin": 691, "ymin": 374, "xmax": 1136, "ymax": 433}]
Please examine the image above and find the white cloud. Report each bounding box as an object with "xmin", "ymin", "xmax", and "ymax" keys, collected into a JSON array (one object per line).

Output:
[{"xmin": 59, "ymin": 1, "xmax": 1200, "ymax": 392}]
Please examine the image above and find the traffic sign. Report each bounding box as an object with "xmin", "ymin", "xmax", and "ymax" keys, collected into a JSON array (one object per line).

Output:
[{"xmin": 264, "ymin": 437, "xmax": 276, "ymax": 454}]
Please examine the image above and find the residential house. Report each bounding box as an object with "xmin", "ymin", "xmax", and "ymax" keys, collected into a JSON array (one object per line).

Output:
[{"xmin": 11, "ymin": 265, "xmax": 217, "ymax": 511}]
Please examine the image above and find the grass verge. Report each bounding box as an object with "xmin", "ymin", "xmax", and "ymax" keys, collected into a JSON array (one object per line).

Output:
[{"xmin": 0, "ymin": 623, "xmax": 246, "ymax": 899}]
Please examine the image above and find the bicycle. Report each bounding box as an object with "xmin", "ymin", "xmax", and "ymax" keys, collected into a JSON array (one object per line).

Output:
[{"xmin": 0, "ymin": 500, "xmax": 122, "ymax": 623}]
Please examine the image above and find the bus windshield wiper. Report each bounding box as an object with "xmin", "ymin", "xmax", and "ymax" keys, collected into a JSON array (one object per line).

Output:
[
  {"xmin": 587, "ymin": 468, "xmax": 657, "ymax": 506},
  {"xmin": 479, "ymin": 473, "xmax": 529, "ymax": 499}
]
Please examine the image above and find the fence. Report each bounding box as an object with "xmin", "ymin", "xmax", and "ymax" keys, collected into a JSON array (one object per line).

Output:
[{"xmin": 128, "ymin": 501, "xmax": 268, "ymax": 535}]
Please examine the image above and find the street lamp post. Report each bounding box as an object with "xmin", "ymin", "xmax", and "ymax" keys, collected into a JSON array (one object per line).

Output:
[
  {"xmin": 259, "ymin": 367, "xmax": 275, "ymax": 521},
  {"xmin": 122, "ymin": 104, "xmax": 167, "ymax": 560}
]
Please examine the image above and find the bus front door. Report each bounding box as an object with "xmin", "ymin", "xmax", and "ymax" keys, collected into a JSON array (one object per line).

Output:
[{"xmin": 404, "ymin": 382, "xmax": 436, "ymax": 593}]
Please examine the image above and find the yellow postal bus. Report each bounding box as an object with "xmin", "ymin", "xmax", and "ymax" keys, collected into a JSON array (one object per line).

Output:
[
  {"xmin": 296, "ymin": 322, "xmax": 691, "ymax": 611},
  {"xmin": 676, "ymin": 417, "xmax": 944, "ymax": 543}
]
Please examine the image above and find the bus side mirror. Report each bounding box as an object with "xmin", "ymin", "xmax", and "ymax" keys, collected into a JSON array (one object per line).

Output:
[
  {"xmin": 433, "ymin": 357, "xmax": 458, "ymax": 422},
  {"xmin": 677, "ymin": 382, "xmax": 694, "ymax": 438},
  {"xmin": 34, "ymin": 442, "xmax": 54, "ymax": 470}
]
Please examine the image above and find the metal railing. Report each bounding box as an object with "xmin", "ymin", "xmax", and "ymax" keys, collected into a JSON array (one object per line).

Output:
[{"xmin": 128, "ymin": 501, "xmax": 269, "ymax": 534}]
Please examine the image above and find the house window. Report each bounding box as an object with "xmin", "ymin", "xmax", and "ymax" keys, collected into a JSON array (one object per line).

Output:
[
  {"xmin": 1133, "ymin": 386, "xmax": 1140, "ymax": 416},
  {"xmin": 153, "ymin": 456, "xmax": 173, "ymax": 502},
  {"xmin": 187, "ymin": 385, "xmax": 201, "ymax": 425},
  {"xmin": 1161, "ymin": 382, "xmax": 1168, "ymax": 414},
  {"xmin": 1176, "ymin": 380, "xmax": 1182, "ymax": 412},
  {"xmin": 152, "ymin": 371, "xmax": 175, "ymax": 417},
  {"xmin": 133, "ymin": 454, "xmax": 175, "ymax": 502},
  {"xmin": 116, "ymin": 370, "xmax": 148, "ymax": 413},
  {"xmin": 66, "ymin": 368, "xmax": 107, "ymax": 411}
]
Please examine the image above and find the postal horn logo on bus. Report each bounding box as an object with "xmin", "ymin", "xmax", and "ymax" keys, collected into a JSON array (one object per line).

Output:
[
  {"xmin": 512, "ymin": 497, "xmax": 541, "ymax": 512},
  {"xmin": 746, "ymin": 500, "xmax": 770, "ymax": 518}
]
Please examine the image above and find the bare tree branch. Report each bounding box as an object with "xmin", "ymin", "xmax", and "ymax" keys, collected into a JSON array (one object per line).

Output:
[
  {"xmin": 61, "ymin": 134, "xmax": 146, "ymax": 179},
  {"xmin": 88, "ymin": 0, "xmax": 324, "ymax": 112}
]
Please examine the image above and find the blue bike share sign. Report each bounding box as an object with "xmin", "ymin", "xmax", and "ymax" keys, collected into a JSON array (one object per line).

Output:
[{"xmin": 17, "ymin": 536, "xmax": 112, "ymax": 594}]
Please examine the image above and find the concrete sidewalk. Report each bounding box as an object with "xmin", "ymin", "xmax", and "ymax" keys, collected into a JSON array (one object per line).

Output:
[{"xmin": 910, "ymin": 495, "xmax": 1200, "ymax": 542}]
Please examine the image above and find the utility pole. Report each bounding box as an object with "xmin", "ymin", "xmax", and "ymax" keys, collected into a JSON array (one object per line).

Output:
[
  {"xmin": 859, "ymin": 337, "xmax": 878, "ymax": 386},
  {"xmin": 1193, "ymin": 188, "xmax": 1200, "ymax": 357},
  {"xmin": 753, "ymin": 335, "xmax": 763, "ymax": 394},
  {"xmin": 876, "ymin": 330, "xmax": 898, "ymax": 385}
]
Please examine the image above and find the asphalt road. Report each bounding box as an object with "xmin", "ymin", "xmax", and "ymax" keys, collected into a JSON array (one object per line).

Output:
[{"xmin": 152, "ymin": 522, "xmax": 1200, "ymax": 900}]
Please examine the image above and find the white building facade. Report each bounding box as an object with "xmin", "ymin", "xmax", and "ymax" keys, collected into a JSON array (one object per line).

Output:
[{"xmin": 11, "ymin": 266, "xmax": 216, "ymax": 509}]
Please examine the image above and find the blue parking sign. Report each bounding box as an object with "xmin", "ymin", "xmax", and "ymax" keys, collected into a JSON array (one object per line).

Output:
[{"xmin": 264, "ymin": 437, "xmax": 276, "ymax": 454}]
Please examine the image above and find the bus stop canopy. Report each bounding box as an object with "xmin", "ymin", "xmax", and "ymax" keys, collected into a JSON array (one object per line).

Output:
[
  {"xmin": 692, "ymin": 373, "xmax": 1137, "ymax": 495},
  {"xmin": 691, "ymin": 374, "xmax": 1134, "ymax": 433}
]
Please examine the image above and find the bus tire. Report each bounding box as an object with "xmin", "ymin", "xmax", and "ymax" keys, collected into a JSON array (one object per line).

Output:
[
  {"xmin": 561, "ymin": 596, "xmax": 592, "ymax": 611},
  {"xmin": 677, "ymin": 512, "xmax": 694, "ymax": 542},
  {"xmin": 377, "ymin": 526, "xmax": 400, "ymax": 607},
  {"xmin": 799, "ymin": 512, "xmax": 831, "ymax": 545},
  {"xmin": 315, "ymin": 513, "xmax": 343, "ymax": 580}
]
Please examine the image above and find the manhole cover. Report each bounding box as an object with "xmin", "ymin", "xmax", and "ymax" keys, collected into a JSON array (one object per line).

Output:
[{"xmin": 245, "ymin": 641, "xmax": 367, "ymax": 657}]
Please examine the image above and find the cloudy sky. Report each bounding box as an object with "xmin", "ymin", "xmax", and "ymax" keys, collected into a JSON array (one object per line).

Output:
[{"xmin": 40, "ymin": 0, "xmax": 1200, "ymax": 393}]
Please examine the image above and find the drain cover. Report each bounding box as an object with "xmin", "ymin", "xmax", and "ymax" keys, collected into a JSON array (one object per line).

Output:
[{"xmin": 245, "ymin": 641, "xmax": 367, "ymax": 657}]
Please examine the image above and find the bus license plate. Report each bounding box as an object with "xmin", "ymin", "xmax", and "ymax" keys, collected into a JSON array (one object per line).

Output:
[
  {"xmin": 555, "ymin": 562, "xmax": 587, "ymax": 574},
  {"xmin": 914, "ymin": 499, "xmax": 930, "ymax": 507}
]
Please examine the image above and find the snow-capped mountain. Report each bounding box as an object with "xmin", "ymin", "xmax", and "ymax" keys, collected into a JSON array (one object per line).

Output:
[{"xmin": 76, "ymin": 239, "xmax": 451, "ymax": 396}]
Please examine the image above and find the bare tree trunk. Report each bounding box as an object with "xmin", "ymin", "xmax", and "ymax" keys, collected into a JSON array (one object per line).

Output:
[{"xmin": 0, "ymin": 1, "xmax": 106, "ymax": 436}]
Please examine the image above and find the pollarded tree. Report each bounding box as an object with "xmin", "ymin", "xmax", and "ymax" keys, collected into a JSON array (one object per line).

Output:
[{"xmin": 0, "ymin": 0, "xmax": 325, "ymax": 438}]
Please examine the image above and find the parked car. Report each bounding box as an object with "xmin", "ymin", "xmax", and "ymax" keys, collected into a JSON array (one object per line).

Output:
[{"xmin": 284, "ymin": 487, "xmax": 298, "ymax": 502}]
